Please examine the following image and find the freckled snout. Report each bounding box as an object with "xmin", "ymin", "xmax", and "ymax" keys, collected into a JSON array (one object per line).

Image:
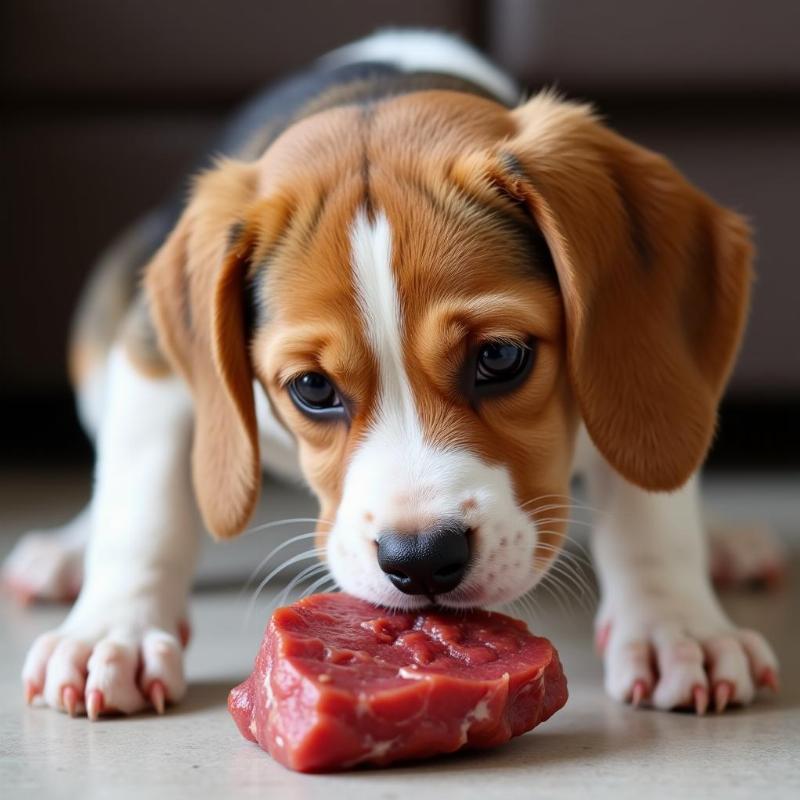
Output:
[{"xmin": 377, "ymin": 522, "xmax": 471, "ymax": 597}]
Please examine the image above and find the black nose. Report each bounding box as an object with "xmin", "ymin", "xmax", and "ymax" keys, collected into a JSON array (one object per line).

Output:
[{"xmin": 377, "ymin": 522, "xmax": 471, "ymax": 596}]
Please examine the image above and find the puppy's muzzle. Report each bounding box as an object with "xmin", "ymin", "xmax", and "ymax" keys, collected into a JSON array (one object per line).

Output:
[{"xmin": 377, "ymin": 521, "xmax": 471, "ymax": 597}]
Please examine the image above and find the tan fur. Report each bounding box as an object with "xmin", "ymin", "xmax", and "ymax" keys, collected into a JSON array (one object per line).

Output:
[
  {"xmin": 142, "ymin": 88, "xmax": 751, "ymax": 568},
  {"xmin": 493, "ymin": 92, "xmax": 753, "ymax": 490},
  {"xmin": 145, "ymin": 160, "xmax": 267, "ymax": 539}
]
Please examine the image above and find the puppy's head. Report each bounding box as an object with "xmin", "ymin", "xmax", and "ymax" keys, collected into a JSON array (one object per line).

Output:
[{"xmin": 147, "ymin": 91, "xmax": 752, "ymax": 608}]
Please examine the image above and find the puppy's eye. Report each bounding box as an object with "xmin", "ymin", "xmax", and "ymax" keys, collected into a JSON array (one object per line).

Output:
[
  {"xmin": 474, "ymin": 340, "xmax": 534, "ymax": 394},
  {"xmin": 289, "ymin": 372, "xmax": 344, "ymax": 418}
]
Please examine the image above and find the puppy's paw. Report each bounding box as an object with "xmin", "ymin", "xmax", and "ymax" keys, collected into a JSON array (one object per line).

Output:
[
  {"xmin": 2, "ymin": 525, "xmax": 86, "ymax": 605},
  {"xmin": 22, "ymin": 612, "xmax": 188, "ymax": 719},
  {"xmin": 708, "ymin": 521, "xmax": 786, "ymax": 590},
  {"xmin": 597, "ymin": 604, "xmax": 779, "ymax": 714}
]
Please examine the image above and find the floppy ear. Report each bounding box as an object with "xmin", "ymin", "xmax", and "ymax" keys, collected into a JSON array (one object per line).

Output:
[
  {"xmin": 145, "ymin": 159, "xmax": 262, "ymax": 538},
  {"xmin": 491, "ymin": 93, "xmax": 753, "ymax": 490}
]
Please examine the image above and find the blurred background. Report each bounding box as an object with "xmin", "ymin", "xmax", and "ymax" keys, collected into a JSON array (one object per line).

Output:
[{"xmin": 1, "ymin": 0, "xmax": 798, "ymax": 468}]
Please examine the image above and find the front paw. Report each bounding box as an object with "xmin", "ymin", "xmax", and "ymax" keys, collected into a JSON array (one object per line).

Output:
[
  {"xmin": 3, "ymin": 528, "xmax": 85, "ymax": 605},
  {"xmin": 22, "ymin": 611, "xmax": 188, "ymax": 719},
  {"xmin": 597, "ymin": 603, "xmax": 779, "ymax": 714},
  {"xmin": 708, "ymin": 521, "xmax": 786, "ymax": 589}
]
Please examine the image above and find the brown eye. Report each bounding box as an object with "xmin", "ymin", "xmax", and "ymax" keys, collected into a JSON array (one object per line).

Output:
[
  {"xmin": 473, "ymin": 340, "xmax": 535, "ymax": 396},
  {"xmin": 289, "ymin": 372, "xmax": 344, "ymax": 419}
]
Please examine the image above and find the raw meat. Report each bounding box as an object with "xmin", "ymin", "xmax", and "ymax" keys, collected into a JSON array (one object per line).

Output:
[{"xmin": 229, "ymin": 593, "xmax": 567, "ymax": 772}]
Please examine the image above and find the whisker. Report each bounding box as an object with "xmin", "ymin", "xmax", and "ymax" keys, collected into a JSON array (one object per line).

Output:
[
  {"xmin": 506, "ymin": 598, "xmax": 526, "ymax": 624},
  {"xmin": 518, "ymin": 493, "xmax": 583, "ymax": 507},
  {"xmin": 239, "ymin": 516, "xmax": 333, "ymax": 539},
  {"xmin": 510, "ymin": 591, "xmax": 541, "ymax": 625},
  {"xmin": 525, "ymin": 592, "xmax": 543, "ymax": 623},
  {"xmin": 532, "ymin": 579, "xmax": 570, "ymax": 617},
  {"xmin": 275, "ymin": 562, "xmax": 329, "ymax": 608},
  {"xmin": 546, "ymin": 555, "xmax": 595, "ymax": 590},
  {"xmin": 534, "ymin": 540, "xmax": 595, "ymax": 570},
  {"xmin": 244, "ymin": 548, "xmax": 325, "ymax": 624},
  {"xmin": 547, "ymin": 573, "xmax": 589, "ymax": 618},
  {"xmin": 519, "ymin": 495, "xmax": 604, "ymax": 516},
  {"xmin": 524, "ymin": 503, "xmax": 592, "ymax": 517},
  {"xmin": 239, "ymin": 532, "xmax": 322, "ymax": 598},
  {"xmin": 534, "ymin": 531, "xmax": 595, "ymax": 561},
  {"xmin": 539, "ymin": 560, "xmax": 597, "ymax": 611},
  {"xmin": 536, "ymin": 560, "xmax": 595, "ymax": 616},
  {"xmin": 301, "ymin": 574, "xmax": 338, "ymax": 599},
  {"xmin": 535, "ymin": 516, "xmax": 595, "ymax": 529}
]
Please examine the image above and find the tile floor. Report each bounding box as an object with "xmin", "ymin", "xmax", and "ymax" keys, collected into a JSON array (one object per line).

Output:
[{"xmin": 1, "ymin": 467, "xmax": 798, "ymax": 799}]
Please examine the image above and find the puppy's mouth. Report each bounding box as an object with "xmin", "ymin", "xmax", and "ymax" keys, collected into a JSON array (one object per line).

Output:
[
  {"xmin": 385, "ymin": 577, "xmax": 483, "ymax": 609},
  {"xmin": 326, "ymin": 494, "xmax": 543, "ymax": 611}
]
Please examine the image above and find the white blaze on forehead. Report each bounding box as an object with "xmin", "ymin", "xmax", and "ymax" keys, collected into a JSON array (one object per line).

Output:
[{"xmin": 349, "ymin": 207, "xmax": 419, "ymax": 436}]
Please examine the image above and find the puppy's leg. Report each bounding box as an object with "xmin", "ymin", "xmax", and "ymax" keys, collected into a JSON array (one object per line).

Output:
[
  {"xmin": 707, "ymin": 516, "xmax": 786, "ymax": 589},
  {"xmin": 2, "ymin": 364, "xmax": 108, "ymax": 604},
  {"xmin": 22, "ymin": 345, "xmax": 199, "ymax": 717},
  {"xmin": 588, "ymin": 457, "xmax": 779, "ymax": 713},
  {"xmin": 2, "ymin": 507, "xmax": 89, "ymax": 604}
]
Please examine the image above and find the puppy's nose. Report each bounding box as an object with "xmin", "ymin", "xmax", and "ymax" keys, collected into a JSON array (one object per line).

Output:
[{"xmin": 377, "ymin": 522, "xmax": 471, "ymax": 596}]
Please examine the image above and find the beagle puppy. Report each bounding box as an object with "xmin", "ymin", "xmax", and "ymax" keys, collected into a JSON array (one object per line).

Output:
[{"xmin": 7, "ymin": 30, "xmax": 778, "ymax": 720}]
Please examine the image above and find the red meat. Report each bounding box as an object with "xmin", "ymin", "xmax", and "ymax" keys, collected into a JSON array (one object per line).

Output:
[{"xmin": 229, "ymin": 593, "xmax": 567, "ymax": 772}]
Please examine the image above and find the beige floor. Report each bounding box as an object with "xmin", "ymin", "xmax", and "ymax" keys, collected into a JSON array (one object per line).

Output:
[{"xmin": 1, "ymin": 468, "xmax": 799, "ymax": 799}]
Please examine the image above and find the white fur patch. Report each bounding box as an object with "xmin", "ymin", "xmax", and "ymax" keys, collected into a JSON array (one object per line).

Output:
[
  {"xmin": 20, "ymin": 346, "xmax": 198, "ymax": 714},
  {"xmin": 322, "ymin": 29, "xmax": 520, "ymax": 107},
  {"xmin": 83, "ymin": 345, "xmax": 199, "ymax": 606},
  {"xmin": 350, "ymin": 208, "xmax": 417, "ymax": 437},
  {"xmin": 589, "ymin": 456, "xmax": 779, "ymax": 710},
  {"xmin": 75, "ymin": 363, "xmax": 108, "ymax": 441},
  {"xmin": 327, "ymin": 208, "xmax": 540, "ymax": 609}
]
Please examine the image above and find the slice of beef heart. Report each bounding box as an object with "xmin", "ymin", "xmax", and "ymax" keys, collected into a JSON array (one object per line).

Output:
[{"xmin": 229, "ymin": 593, "xmax": 567, "ymax": 772}]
